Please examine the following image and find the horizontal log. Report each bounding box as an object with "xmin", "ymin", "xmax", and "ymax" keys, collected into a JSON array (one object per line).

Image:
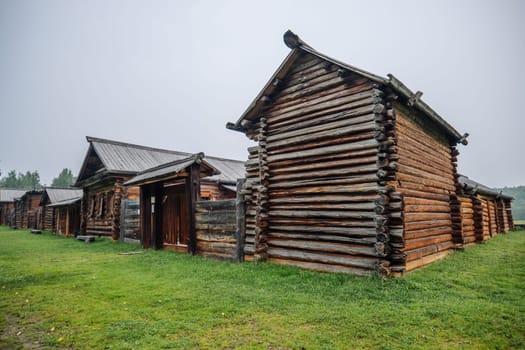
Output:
[
  {"xmin": 269, "ymin": 175, "xmax": 377, "ymax": 189},
  {"xmin": 404, "ymin": 233, "xmax": 452, "ymax": 250},
  {"xmin": 269, "ymin": 94, "xmax": 380, "ymax": 135},
  {"xmin": 404, "ymin": 212, "xmax": 451, "ymax": 223},
  {"xmin": 270, "ymin": 147, "xmax": 377, "ymax": 170},
  {"xmin": 268, "ymin": 257, "xmax": 373, "ymax": 275},
  {"xmin": 267, "ymin": 94, "xmax": 379, "ymax": 128},
  {"xmin": 404, "ymin": 226, "xmax": 452, "ymax": 240},
  {"xmin": 196, "ymin": 232, "xmax": 236, "ymax": 242},
  {"xmin": 271, "ymin": 78, "xmax": 372, "ymax": 115},
  {"xmin": 267, "ymin": 121, "xmax": 378, "ymax": 150},
  {"xmin": 270, "ymin": 185, "xmax": 379, "ymax": 197},
  {"xmin": 267, "ymin": 231, "xmax": 377, "ymax": 244},
  {"xmin": 269, "ymin": 164, "xmax": 378, "ymax": 182},
  {"xmin": 270, "ymin": 217, "xmax": 375, "ymax": 229},
  {"xmin": 268, "ymin": 225, "xmax": 376, "ymax": 237},
  {"xmin": 404, "ymin": 219, "xmax": 452, "ymax": 231},
  {"xmin": 269, "ymin": 202, "xmax": 376, "ymax": 211},
  {"xmin": 270, "ymin": 156, "xmax": 377, "ymax": 176},
  {"xmin": 269, "ymin": 238, "xmax": 378, "ymax": 257},
  {"xmin": 405, "ymin": 249, "xmax": 453, "ymax": 271},
  {"xmin": 269, "ymin": 209, "xmax": 376, "ymax": 220},
  {"xmin": 269, "ymin": 193, "xmax": 378, "ymax": 204},
  {"xmin": 404, "ymin": 204, "xmax": 451, "ymax": 213},
  {"xmin": 267, "ymin": 247, "xmax": 378, "ymax": 269},
  {"xmin": 397, "ymin": 172, "xmax": 456, "ymax": 192},
  {"xmin": 271, "ymin": 76, "xmax": 369, "ymax": 112}
]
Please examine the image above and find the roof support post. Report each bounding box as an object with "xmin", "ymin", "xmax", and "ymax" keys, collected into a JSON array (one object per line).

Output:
[{"xmin": 186, "ymin": 163, "xmax": 201, "ymax": 255}]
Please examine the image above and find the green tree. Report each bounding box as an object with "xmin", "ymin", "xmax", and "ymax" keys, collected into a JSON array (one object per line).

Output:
[
  {"xmin": 0, "ymin": 170, "xmax": 42, "ymax": 189},
  {"xmin": 51, "ymin": 168, "xmax": 77, "ymax": 188}
]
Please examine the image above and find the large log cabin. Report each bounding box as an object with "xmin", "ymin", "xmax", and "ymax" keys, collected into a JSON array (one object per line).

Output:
[
  {"xmin": 40, "ymin": 187, "xmax": 83, "ymax": 236},
  {"xmin": 0, "ymin": 189, "xmax": 26, "ymax": 227},
  {"xmin": 227, "ymin": 31, "xmax": 477, "ymax": 276},
  {"xmin": 75, "ymin": 137, "xmax": 244, "ymax": 243}
]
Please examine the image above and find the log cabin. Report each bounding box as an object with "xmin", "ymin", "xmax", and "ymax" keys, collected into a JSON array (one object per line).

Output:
[
  {"xmin": 227, "ymin": 31, "xmax": 473, "ymax": 276},
  {"xmin": 40, "ymin": 187, "xmax": 83, "ymax": 235},
  {"xmin": 75, "ymin": 136, "xmax": 244, "ymax": 243},
  {"xmin": 456, "ymin": 175, "xmax": 513, "ymax": 243},
  {"xmin": 0, "ymin": 189, "xmax": 26, "ymax": 227},
  {"xmin": 12, "ymin": 190, "xmax": 43, "ymax": 229}
]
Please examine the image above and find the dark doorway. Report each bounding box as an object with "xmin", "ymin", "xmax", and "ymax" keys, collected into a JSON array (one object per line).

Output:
[{"xmin": 162, "ymin": 185, "xmax": 189, "ymax": 251}]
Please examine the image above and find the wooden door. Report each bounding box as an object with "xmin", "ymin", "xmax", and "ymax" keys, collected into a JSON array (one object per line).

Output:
[{"xmin": 162, "ymin": 187, "xmax": 189, "ymax": 251}]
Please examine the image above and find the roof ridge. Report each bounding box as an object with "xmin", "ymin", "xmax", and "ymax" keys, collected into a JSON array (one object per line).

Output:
[{"xmin": 86, "ymin": 136, "xmax": 191, "ymax": 156}]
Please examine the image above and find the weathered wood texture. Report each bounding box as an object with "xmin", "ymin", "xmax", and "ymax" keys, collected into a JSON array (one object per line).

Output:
[
  {"xmin": 200, "ymin": 180, "xmax": 236, "ymax": 201},
  {"xmin": 53, "ymin": 204, "xmax": 80, "ymax": 237},
  {"xmin": 120, "ymin": 199, "xmax": 140, "ymax": 241},
  {"xmin": 241, "ymin": 53, "xmax": 393, "ymax": 275},
  {"xmin": 0, "ymin": 203, "xmax": 15, "ymax": 226},
  {"xmin": 14, "ymin": 192, "xmax": 43, "ymax": 229},
  {"xmin": 389, "ymin": 106, "xmax": 456, "ymax": 272},
  {"xmin": 81, "ymin": 180, "xmax": 140, "ymax": 238},
  {"xmin": 195, "ymin": 199, "xmax": 239, "ymax": 261}
]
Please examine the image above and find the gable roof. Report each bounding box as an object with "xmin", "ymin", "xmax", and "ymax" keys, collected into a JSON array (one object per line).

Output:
[
  {"xmin": 76, "ymin": 136, "xmax": 245, "ymax": 186},
  {"xmin": 41, "ymin": 187, "xmax": 83, "ymax": 206},
  {"xmin": 227, "ymin": 30, "xmax": 466, "ymax": 145},
  {"xmin": 124, "ymin": 153, "xmax": 220, "ymax": 187},
  {"xmin": 0, "ymin": 189, "xmax": 27, "ymax": 203},
  {"xmin": 458, "ymin": 175, "xmax": 513, "ymax": 200}
]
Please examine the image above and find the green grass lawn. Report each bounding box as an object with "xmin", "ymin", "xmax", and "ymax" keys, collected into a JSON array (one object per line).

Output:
[{"xmin": 0, "ymin": 226, "xmax": 524, "ymax": 349}]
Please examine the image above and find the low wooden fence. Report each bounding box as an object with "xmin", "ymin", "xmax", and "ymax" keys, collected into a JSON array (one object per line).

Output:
[
  {"xmin": 120, "ymin": 199, "xmax": 140, "ymax": 243},
  {"xmin": 195, "ymin": 186, "xmax": 245, "ymax": 262}
]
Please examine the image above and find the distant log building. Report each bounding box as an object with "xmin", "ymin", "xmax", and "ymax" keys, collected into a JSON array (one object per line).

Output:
[
  {"xmin": 227, "ymin": 31, "xmax": 513, "ymax": 276},
  {"xmin": 40, "ymin": 187, "xmax": 83, "ymax": 236},
  {"xmin": 0, "ymin": 189, "xmax": 26, "ymax": 227},
  {"xmin": 75, "ymin": 137, "xmax": 244, "ymax": 256}
]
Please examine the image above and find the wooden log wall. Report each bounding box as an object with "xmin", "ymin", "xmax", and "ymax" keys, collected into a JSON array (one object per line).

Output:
[
  {"xmin": 195, "ymin": 199, "xmax": 239, "ymax": 261},
  {"xmin": 456, "ymin": 195, "xmax": 476, "ymax": 245},
  {"xmin": 200, "ymin": 181, "xmax": 236, "ymax": 201},
  {"xmin": 487, "ymin": 199, "xmax": 498, "ymax": 236},
  {"xmin": 391, "ymin": 106, "xmax": 456, "ymax": 272},
  {"xmin": 479, "ymin": 197, "xmax": 491, "ymax": 240},
  {"xmin": 241, "ymin": 53, "xmax": 397, "ymax": 275},
  {"xmin": 497, "ymin": 200, "xmax": 509, "ymax": 233},
  {"xmin": 471, "ymin": 196, "xmax": 484, "ymax": 242}
]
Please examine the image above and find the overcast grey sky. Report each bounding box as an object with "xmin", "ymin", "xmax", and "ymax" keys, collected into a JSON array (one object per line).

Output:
[{"xmin": 0, "ymin": 0, "xmax": 523, "ymax": 188}]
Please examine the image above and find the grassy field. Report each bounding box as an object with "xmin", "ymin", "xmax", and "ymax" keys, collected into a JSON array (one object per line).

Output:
[{"xmin": 0, "ymin": 226, "xmax": 524, "ymax": 349}]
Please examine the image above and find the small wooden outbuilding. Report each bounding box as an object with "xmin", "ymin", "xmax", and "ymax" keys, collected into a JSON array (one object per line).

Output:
[
  {"xmin": 40, "ymin": 187, "xmax": 83, "ymax": 236},
  {"xmin": 75, "ymin": 137, "xmax": 244, "ymax": 244},
  {"xmin": 227, "ymin": 31, "xmax": 472, "ymax": 276},
  {"xmin": 13, "ymin": 190, "xmax": 43, "ymax": 229},
  {"xmin": 0, "ymin": 189, "xmax": 26, "ymax": 227}
]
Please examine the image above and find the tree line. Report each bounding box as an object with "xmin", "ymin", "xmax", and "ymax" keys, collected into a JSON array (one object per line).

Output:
[{"xmin": 0, "ymin": 168, "xmax": 77, "ymax": 189}]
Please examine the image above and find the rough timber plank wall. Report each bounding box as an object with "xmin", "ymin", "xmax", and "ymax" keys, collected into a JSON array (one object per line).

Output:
[
  {"xmin": 242, "ymin": 52, "xmax": 394, "ymax": 275},
  {"xmin": 43, "ymin": 206, "xmax": 54, "ymax": 231},
  {"xmin": 393, "ymin": 107, "xmax": 455, "ymax": 272},
  {"xmin": 195, "ymin": 199, "xmax": 238, "ymax": 261}
]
